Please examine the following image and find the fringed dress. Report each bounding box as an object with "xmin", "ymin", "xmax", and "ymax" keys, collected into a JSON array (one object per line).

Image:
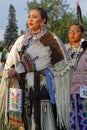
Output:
[{"xmin": 0, "ymin": 30, "xmax": 70, "ymax": 130}]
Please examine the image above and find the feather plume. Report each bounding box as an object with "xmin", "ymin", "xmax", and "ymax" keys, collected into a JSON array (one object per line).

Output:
[
  {"xmin": 76, "ymin": 1, "xmax": 83, "ymax": 25},
  {"xmin": 39, "ymin": 31, "xmax": 64, "ymax": 65}
]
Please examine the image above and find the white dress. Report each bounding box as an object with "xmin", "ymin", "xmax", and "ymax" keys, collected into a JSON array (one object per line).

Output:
[{"xmin": 0, "ymin": 32, "xmax": 71, "ymax": 130}]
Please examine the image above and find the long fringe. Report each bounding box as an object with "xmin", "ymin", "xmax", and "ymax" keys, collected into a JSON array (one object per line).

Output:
[{"xmin": 53, "ymin": 59, "xmax": 73, "ymax": 129}]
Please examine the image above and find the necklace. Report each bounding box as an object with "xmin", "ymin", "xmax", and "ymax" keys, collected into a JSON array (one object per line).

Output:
[
  {"xmin": 22, "ymin": 31, "xmax": 43, "ymax": 46},
  {"xmin": 30, "ymin": 31, "xmax": 41, "ymax": 35},
  {"xmin": 67, "ymin": 41, "xmax": 83, "ymax": 58}
]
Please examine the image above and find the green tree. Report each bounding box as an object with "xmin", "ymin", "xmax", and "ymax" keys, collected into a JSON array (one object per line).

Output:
[
  {"xmin": 83, "ymin": 16, "xmax": 87, "ymax": 38},
  {"xmin": 26, "ymin": 0, "xmax": 75, "ymax": 43},
  {"xmin": 4, "ymin": 4, "xmax": 18, "ymax": 46}
]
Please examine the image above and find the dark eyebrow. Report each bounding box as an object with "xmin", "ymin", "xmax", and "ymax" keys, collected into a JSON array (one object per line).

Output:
[{"xmin": 28, "ymin": 14, "xmax": 38, "ymax": 18}]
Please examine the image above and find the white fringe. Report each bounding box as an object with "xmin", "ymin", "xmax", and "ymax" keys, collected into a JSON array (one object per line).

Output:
[{"xmin": 53, "ymin": 59, "xmax": 72, "ymax": 129}]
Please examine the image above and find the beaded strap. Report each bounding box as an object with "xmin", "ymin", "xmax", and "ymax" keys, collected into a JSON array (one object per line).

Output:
[{"xmin": 21, "ymin": 52, "xmax": 36, "ymax": 72}]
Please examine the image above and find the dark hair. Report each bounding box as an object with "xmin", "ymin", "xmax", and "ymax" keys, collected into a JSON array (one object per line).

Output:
[
  {"xmin": 31, "ymin": 7, "xmax": 48, "ymax": 24},
  {"xmin": 71, "ymin": 23, "xmax": 84, "ymax": 32}
]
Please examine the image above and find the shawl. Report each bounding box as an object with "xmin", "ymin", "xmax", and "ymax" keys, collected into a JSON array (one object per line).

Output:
[
  {"xmin": 0, "ymin": 35, "xmax": 24, "ymax": 121},
  {"xmin": 71, "ymin": 49, "xmax": 87, "ymax": 94},
  {"xmin": 66, "ymin": 39, "xmax": 87, "ymax": 94}
]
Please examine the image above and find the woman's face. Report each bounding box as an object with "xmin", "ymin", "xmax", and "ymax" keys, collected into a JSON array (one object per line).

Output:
[
  {"xmin": 68, "ymin": 25, "xmax": 84, "ymax": 44},
  {"xmin": 27, "ymin": 9, "xmax": 46, "ymax": 33}
]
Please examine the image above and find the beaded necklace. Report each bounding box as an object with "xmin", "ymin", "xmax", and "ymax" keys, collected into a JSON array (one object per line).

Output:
[
  {"xmin": 66, "ymin": 38, "xmax": 84, "ymax": 69},
  {"xmin": 66, "ymin": 43, "xmax": 83, "ymax": 59},
  {"xmin": 22, "ymin": 29, "xmax": 46, "ymax": 47}
]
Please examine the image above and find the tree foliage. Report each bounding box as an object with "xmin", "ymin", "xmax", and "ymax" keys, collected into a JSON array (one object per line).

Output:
[
  {"xmin": 82, "ymin": 16, "xmax": 87, "ymax": 38},
  {"xmin": 26, "ymin": 0, "xmax": 75, "ymax": 43},
  {"xmin": 4, "ymin": 4, "xmax": 18, "ymax": 47}
]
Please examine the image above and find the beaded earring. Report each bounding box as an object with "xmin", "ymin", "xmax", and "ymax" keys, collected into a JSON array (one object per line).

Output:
[{"xmin": 40, "ymin": 22, "xmax": 46, "ymax": 30}]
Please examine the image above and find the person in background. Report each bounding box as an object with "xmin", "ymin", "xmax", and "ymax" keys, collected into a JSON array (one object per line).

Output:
[
  {"xmin": 66, "ymin": 23, "xmax": 87, "ymax": 130},
  {"xmin": 0, "ymin": 7, "xmax": 69, "ymax": 130},
  {"xmin": 1, "ymin": 47, "xmax": 8, "ymax": 66}
]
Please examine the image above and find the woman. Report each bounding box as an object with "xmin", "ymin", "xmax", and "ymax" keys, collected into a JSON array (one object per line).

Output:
[
  {"xmin": 66, "ymin": 23, "xmax": 87, "ymax": 130},
  {"xmin": 0, "ymin": 7, "xmax": 69, "ymax": 130},
  {"xmin": 66, "ymin": 23, "xmax": 85, "ymax": 59}
]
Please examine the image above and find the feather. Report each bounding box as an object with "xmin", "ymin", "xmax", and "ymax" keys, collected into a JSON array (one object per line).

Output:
[
  {"xmin": 76, "ymin": 1, "xmax": 83, "ymax": 25},
  {"xmin": 39, "ymin": 31, "xmax": 64, "ymax": 65}
]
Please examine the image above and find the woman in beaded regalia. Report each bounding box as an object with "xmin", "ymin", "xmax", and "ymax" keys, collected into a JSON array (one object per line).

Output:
[
  {"xmin": 0, "ymin": 7, "xmax": 70, "ymax": 130},
  {"xmin": 66, "ymin": 23, "xmax": 87, "ymax": 129}
]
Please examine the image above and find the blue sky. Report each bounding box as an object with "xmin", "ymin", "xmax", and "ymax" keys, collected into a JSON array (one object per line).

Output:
[{"xmin": 0, "ymin": 0, "xmax": 87, "ymax": 41}]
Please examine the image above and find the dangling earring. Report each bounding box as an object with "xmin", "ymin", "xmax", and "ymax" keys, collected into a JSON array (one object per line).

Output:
[{"xmin": 40, "ymin": 23, "xmax": 46, "ymax": 30}]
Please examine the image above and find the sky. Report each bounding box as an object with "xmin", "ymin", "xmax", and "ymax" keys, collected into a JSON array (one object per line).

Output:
[{"xmin": 0, "ymin": 0, "xmax": 87, "ymax": 41}]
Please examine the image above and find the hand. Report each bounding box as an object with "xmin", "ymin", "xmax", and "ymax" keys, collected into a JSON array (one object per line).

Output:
[{"xmin": 8, "ymin": 68, "xmax": 17, "ymax": 78}]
